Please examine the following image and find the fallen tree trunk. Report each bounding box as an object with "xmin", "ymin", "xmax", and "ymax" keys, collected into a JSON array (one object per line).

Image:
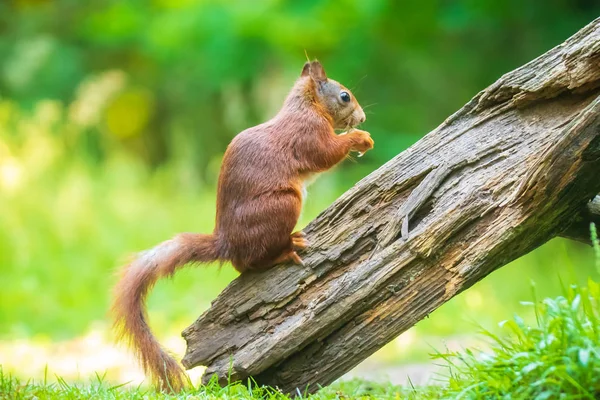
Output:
[{"xmin": 181, "ymin": 18, "xmax": 600, "ymax": 394}]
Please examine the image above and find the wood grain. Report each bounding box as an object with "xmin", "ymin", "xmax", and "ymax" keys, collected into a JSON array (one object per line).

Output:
[{"xmin": 182, "ymin": 18, "xmax": 600, "ymax": 394}]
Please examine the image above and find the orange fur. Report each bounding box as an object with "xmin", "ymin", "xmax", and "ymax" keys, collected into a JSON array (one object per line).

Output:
[{"xmin": 111, "ymin": 61, "xmax": 373, "ymax": 392}]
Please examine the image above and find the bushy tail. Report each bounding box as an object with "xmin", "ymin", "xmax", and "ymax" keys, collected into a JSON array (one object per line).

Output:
[{"xmin": 111, "ymin": 233, "xmax": 220, "ymax": 392}]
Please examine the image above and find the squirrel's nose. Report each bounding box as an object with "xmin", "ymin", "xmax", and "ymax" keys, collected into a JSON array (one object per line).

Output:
[{"xmin": 357, "ymin": 108, "xmax": 366, "ymax": 124}]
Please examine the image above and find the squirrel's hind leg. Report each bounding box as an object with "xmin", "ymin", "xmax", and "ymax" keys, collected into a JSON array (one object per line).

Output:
[
  {"xmin": 241, "ymin": 248, "xmax": 304, "ymax": 272},
  {"xmin": 274, "ymin": 232, "xmax": 308, "ymax": 265},
  {"xmin": 273, "ymin": 249, "xmax": 304, "ymax": 266},
  {"xmin": 291, "ymin": 231, "xmax": 308, "ymax": 250},
  {"xmin": 245, "ymin": 234, "xmax": 306, "ymax": 271}
]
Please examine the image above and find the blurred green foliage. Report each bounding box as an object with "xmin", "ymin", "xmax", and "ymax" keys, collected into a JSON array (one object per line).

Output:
[
  {"xmin": 2, "ymin": 0, "xmax": 599, "ymax": 174},
  {"xmin": 0, "ymin": 0, "xmax": 599, "ymax": 361}
]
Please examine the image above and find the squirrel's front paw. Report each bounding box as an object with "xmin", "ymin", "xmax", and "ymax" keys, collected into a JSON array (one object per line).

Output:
[{"xmin": 350, "ymin": 130, "xmax": 374, "ymax": 154}]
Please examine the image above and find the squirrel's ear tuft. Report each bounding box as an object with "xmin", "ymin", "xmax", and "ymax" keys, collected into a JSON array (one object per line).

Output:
[
  {"xmin": 301, "ymin": 62, "xmax": 311, "ymax": 77},
  {"xmin": 309, "ymin": 61, "xmax": 327, "ymax": 83},
  {"xmin": 300, "ymin": 60, "xmax": 327, "ymax": 82}
]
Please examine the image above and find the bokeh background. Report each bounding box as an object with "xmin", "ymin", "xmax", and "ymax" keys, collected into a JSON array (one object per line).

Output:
[{"xmin": 1, "ymin": 0, "xmax": 599, "ymax": 387}]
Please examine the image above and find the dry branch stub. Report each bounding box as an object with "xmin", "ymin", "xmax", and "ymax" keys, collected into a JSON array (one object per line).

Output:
[
  {"xmin": 181, "ymin": 18, "xmax": 600, "ymax": 394},
  {"xmin": 561, "ymin": 196, "xmax": 600, "ymax": 244}
]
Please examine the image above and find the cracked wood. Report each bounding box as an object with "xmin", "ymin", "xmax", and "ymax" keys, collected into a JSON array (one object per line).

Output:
[{"xmin": 181, "ymin": 18, "xmax": 600, "ymax": 394}]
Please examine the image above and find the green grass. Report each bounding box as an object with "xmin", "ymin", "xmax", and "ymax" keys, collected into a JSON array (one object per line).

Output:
[
  {"xmin": 3, "ymin": 229, "xmax": 600, "ymax": 399},
  {"xmin": 432, "ymin": 224, "xmax": 600, "ymax": 399},
  {"xmin": 436, "ymin": 283, "xmax": 600, "ymax": 399},
  {"xmin": 2, "ymin": 101, "xmax": 600, "ymax": 398},
  {"xmin": 2, "ymin": 276, "xmax": 600, "ymax": 399},
  {"xmin": 0, "ymin": 370, "xmax": 438, "ymax": 400}
]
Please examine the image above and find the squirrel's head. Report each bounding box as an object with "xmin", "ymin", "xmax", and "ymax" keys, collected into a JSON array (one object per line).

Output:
[{"xmin": 300, "ymin": 61, "xmax": 366, "ymax": 129}]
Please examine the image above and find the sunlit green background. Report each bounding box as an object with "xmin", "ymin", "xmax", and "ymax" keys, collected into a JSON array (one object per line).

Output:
[{"xmin": 1, "ymin": 0, "xmax": 599, "ymax": 386}]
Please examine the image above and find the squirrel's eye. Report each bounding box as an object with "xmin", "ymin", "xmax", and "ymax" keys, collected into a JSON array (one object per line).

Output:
[{"xmin": 340, "ymin": 91, "xmax": 351, "ymax": 103}]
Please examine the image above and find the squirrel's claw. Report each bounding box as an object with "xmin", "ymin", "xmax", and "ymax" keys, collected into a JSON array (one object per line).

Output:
[
  {"xmin": 292, "ymin": 231, "xmax": 308, "ymax": 250},
  {"xmin": 289, "ymin": 251, "xmax": 304, "ymax": 266}
]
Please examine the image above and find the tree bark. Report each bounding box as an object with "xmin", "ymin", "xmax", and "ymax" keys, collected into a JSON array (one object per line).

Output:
[{"xmin": 181, "ymin": 18, "xmax": 600, "ymax": 394}]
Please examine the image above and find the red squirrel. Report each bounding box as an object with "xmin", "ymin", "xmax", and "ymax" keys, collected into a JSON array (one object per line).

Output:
[{"xmin": 111, "ymin": 61, "xmax": 374, "ymax": 391}]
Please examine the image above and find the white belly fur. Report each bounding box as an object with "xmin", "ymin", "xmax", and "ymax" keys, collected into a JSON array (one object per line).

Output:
[{"xmin": 300, "ymin": 173, "xmax": 320, "ymax": 205}]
